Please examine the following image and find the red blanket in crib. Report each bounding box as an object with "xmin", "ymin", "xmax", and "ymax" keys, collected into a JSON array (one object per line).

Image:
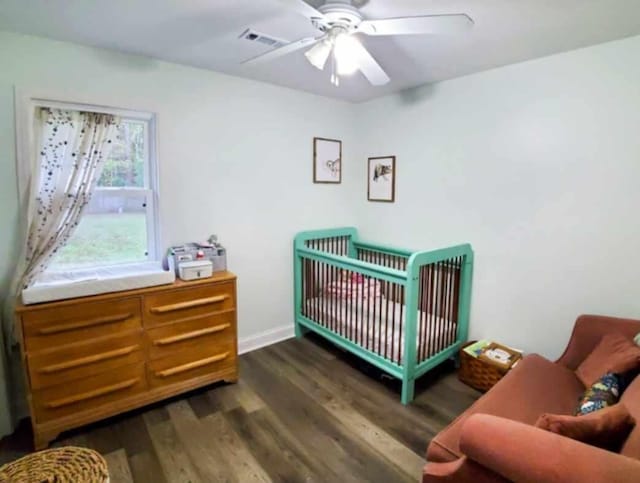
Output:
[{"xmin": 325, "ymin": 272, "xmax": 381, "ymax": 300}]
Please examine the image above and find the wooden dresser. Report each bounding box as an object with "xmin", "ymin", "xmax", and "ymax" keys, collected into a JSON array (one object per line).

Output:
[{"xmin": 15, "ymin": 272, "xmax": 238, "ymax": 449}]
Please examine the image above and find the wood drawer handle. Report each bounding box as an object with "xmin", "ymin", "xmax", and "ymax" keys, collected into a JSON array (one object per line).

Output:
[
  {"xmin": 150, "ymin": 295, "xmax": 229, "ymax": 314},
  {"xmin": 38, "ymin": 313, "xmax": 132, "ymax": 335},
  {"xmin": 155, "ymin": 352, "xmax": 229, "ymax": 378},
  {"xmin": 154, "ymin": 324, "xmax": 231, "ymax": 346},
  {"xmin": 38, "ymin": 346, "xmax": 138, "ymax": 374},
  {"xmin": 44, "ymin": 378, "xmax": 139, "ymax": 409}
]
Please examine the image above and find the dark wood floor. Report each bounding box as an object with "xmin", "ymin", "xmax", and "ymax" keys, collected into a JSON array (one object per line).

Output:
[{"xmin": 0, "ymin": 334, "xmax": 480, "ymax": 482}]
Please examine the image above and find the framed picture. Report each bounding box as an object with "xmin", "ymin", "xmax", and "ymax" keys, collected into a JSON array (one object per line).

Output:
[
  {"xmin": 368, "ymin": 156, "xmax": 396, "ymax": 202},
  {"xmin": 313, "ymin": 137, "xmax": 342, "ymax": 183}
]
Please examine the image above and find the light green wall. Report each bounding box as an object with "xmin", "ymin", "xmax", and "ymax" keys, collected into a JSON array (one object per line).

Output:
[
  {"xmin": 0, "ymin": 71, "xmax": 19, "ymax": 438},
  {"xmin": 0, "ymin": 29, "xmax": 360, "ymax": 437}
]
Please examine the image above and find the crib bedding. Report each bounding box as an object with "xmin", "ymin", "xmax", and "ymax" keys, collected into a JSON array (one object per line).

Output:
[{"xmin": 305, "ymin": 295, "xmax": 457, "ymax": 361}]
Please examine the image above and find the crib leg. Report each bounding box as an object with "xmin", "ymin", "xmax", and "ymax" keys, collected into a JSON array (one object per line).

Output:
[
  {"xmin": 294, "ymin": 321, "xmax": 308, "ymax": 339},
  {"xmin": 401, "ymin": 378, "xmax": 415, "ymax": 405}
]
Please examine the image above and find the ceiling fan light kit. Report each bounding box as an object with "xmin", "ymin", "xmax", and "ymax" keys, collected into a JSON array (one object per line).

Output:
[
  {"xmin": 304, "ymin": 38, "xmax": 332, "ymax": 70},
  {"xmin": 243, "ymin": 0, "xmax": 473, "ymax": 87}
]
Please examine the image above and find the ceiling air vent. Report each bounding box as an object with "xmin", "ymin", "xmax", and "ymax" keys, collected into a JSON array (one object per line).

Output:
[{"xmin": 239, "ymin": 29, "xmax": 288, "ymax": 49}]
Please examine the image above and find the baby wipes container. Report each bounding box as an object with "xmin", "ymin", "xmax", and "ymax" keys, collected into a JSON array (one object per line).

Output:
[{"xmin": 178, "ymin": 260, "xmax": 213, "ymax": 280}]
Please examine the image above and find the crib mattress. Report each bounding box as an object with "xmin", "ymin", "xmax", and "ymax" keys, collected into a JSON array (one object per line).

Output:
[
  {"xmin": 22, "ymin": 261, "xmax": 176, "ymax": 305},
  {"xmin": 305, "ymin": 296, "xmax": 457, "ymax": 362}
]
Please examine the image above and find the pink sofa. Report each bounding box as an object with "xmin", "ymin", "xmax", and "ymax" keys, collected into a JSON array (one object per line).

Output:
[{"xmin": 424, "ymin": 314, "xmax": 640, "ymax": 482}]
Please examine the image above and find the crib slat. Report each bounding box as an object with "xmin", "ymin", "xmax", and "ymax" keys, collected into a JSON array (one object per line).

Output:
[
  {"xmin": 420, "ymin": 266, "xmax": 427, "ymax": 361},
  {"xmin": 431, "ymin": 262, "xmax": 438, "ymax": 358},
  {"xmin": 439, "ymin": 261, "xmax": 447, "ymax": 354},
  {"xmin": 384, "ymin": 281, "xmax": 389, "ymax": 359},
  {"xmin": 323, "ymin": 260, "xmax": 328, "ymax": 329},
  {"xmin": 331, "ymin": 263, "xmax": 336, "ymax": 334},
  {"xmin": 452, "ymin": 258, "xmax": 458, "ymax": 345},
  {"xmin": 427, "ymin": 262, "xmax": 435, "ymax": 358},
  {"xmin": 368, "ymin": 276, "xmax": 373, "ymax": 352},
  {"xmin": 390, "ymin": 282, "xmax": 395, "ymax": 362},
  {"xmin": 358, "ymin": 271, "xmax": 363, "ymax": 348},
  {"xmin": 433, "ymin": 262, "xmax": 439, "ymax": 356},
  {"xmin": 440, "ymin": 261, "xmax": 447, "ymax": 355},
  {"xmin": 445, "ymin": 260, "xmax": 453, "ymax": 350},
  {"xmin": 451, "ymin": 257, "xmax": 458, "ymax": 346},
  {"xmin": 447, "ymin": 260, "xmax": 454, "ymax": 348},
  {"xmin": 346, "ymin": 267, "xmax": 351, "ymax": 339}
]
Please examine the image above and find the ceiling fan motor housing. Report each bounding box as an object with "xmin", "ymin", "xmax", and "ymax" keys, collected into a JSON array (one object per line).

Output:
[{"xmin": 315, "ymin": 1, "xmax": 363, "ymax": 31}]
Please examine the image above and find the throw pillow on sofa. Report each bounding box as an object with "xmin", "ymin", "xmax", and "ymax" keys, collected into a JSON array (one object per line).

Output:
[
  {"xmin": 575, "ymin": 332, "xmax": 640, "ymax": 387},
  {"xmin": 536, "ymin": 403, "xmax": 636, "ymax": 451},
  {"xmin": 575, "ymin": 372, "xmax": 621, "ymax": 415}
]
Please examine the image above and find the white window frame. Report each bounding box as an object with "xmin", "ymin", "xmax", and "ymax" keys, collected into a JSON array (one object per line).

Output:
[{"xmin": 15, "ymin": 91, "xmax": 161, "ymax": 268}]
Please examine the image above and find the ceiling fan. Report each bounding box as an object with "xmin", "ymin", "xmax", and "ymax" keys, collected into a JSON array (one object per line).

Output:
[{"xmin": 242, "ymin": 0, "xmax": 474, "ymax": 86}]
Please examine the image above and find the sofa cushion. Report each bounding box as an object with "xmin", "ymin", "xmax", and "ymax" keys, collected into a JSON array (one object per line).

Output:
[
  {"xmin": 535, "ymin": 403, "xmax": 635, "ymax": 451},
  {"xmin": 427, "ymin": 354, "xmax": 585, "ymax": 463},
  {"xmin": 575, "ymin": 332, "xmax": 640, "ymax": 387},
  {"xmin": 575, "ymin": 373, "xmax": 621, "ymax": 415},
  {"xmin": 620, "ymin": 375, "xmax": 640, "ymax": 459}
]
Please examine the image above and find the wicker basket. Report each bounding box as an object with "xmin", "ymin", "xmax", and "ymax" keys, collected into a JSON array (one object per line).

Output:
[
  {"xmin": 458, "ymin": 341, "xmax": 518, "ymax": 392},
  {"xmin": 0, "ymin": 446, "xmax": 109, "ymax": 483}
]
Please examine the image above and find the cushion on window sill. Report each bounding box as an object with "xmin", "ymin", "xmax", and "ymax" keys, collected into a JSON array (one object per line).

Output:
[{"xmin": 21, "ymin": 261, "xmax": 175, "ymax": 305}]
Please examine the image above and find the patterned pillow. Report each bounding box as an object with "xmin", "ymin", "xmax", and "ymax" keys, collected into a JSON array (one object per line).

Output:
[{"xmin": 575, "ymin": 373, "xmax": 621, "ymax": 416}]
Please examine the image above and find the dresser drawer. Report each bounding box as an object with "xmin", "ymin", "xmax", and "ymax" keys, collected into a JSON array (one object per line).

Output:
[
  {"xmin": 146, "ymin": 310, "xmax": 235, "ymax": 360},
  {"xmin": 32, "ymin": 362, "xmax": 147, "ymax": 423},
  {"xmin": 147, "ymin": 339, "xmax": 236, "ymax": 389},
  {"xmin": 27, "ymin": 331, "xmax": 144, "ymax": 390},
  {"xmin": 143, "ymin": 282, "xmax": 234, "ymax": 328},
  {"xmin": 23, "ymin": 298, "xmax": 142, "ymax": 353}
]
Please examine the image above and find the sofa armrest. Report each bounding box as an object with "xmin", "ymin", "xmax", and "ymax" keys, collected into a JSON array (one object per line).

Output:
[
  {"xmin": 555, "ymin": 314, "xmax": 640, "ymax": 370},
  {"xmin": 459, "ymin": 414, "xmax": 640, "ymax": 483}
]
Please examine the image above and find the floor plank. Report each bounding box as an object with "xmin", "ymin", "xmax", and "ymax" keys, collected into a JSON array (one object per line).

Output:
[
  {"xmin": 0, "ymin": 336, "xmax": 480, "ymax": 482},
  {"xmin": 103, "ymin": 449, "xmax": 134, "ymax": 483},
  {"xmin": 167, "ymin": 400, "xmax": 235, "ymax": 482},
  {"xmin": 200, "ymin": 412, "xmax": 271, "ymax": 482},
  {"xmin": 143, "ymin": 412, "xmax": 202, "ymax": 483},
  {"xmin": 224, "ymin": 406, "xmax": 323, "ymax": 482}
]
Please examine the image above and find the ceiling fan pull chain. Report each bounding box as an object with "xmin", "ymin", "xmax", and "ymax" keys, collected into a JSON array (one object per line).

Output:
[{"xmin": 331, "ymin": 51, "xmax": 339, "ymax": 86}]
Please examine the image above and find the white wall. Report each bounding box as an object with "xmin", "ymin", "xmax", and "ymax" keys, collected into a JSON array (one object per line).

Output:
[
  {"xmin": 1, "ymin": 28, "xmax": 639, "ymax": 438},
  {"xmin": 0, "ymin": 30, "xmax": 359, "ymax": 436},
  {"xmin": 355, "ymin": 35, "xmax": 640, "ymax": 360}
]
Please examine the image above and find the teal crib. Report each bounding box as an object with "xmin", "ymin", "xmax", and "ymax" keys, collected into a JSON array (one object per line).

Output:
[{"xmin": 293, "ymin": 227, "xmax": 473, "ymax": 404}]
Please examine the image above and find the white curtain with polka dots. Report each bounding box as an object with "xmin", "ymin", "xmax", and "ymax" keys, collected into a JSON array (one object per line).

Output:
[
  {"xmin": 22, "ymin": 108, "xmax": 120, "ymax": 288},
  {"xmin": 4, "ymin": 107, "xmax": 119, "ymax": 345}
]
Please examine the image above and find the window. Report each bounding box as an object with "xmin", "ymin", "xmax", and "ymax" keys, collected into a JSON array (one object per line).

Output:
[{"xmin": 46, "ymin": 109, "xmax": 158, "ymax": 271}]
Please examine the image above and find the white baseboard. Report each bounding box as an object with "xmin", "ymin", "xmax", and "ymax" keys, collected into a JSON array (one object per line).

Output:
[{"xmin": 238, "ymin": 324, "xmax": 296, "ymax": 355}]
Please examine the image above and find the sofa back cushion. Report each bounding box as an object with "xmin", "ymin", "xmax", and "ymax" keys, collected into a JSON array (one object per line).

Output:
[
  {"xmin": 620, "ymin": 376, "xmax": 640, "ymax": 459},
  {"xmin": 575, "ymin": 332, "xmax": 640, "ymax": 387}
]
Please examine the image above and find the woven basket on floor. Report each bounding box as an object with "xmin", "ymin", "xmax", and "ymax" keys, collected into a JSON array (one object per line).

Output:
[
  {"xmin": 0, "ymin": 446, "xmax": 109, "ymax": 483},
  {"xmin": 458, "ymin": 341, "xmax": 518, "ymax": 392}
]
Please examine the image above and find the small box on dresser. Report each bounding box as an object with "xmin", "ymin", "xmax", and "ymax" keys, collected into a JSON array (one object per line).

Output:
[{"xmin": 16, "ymin": 271, "xmax": 238, "ymax": 449}]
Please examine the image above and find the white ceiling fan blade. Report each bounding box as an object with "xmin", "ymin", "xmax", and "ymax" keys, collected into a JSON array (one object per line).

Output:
[
  {"xmin": 277, "ymin": 0, "xmax": 327, "ymax": 24},
  {"xmin": 359, "ymin": 14, "xmax": 473, "ymax": 36},
  {"xmin": 242, "ymin": 36, "xmax": 321, "ymax": 65},
  {"xmin": 350, "ymin": 41, "xmax": 390, "ymax": 86}
]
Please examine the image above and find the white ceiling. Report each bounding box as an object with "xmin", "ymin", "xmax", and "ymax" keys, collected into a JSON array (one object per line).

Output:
[{"xmin": 1, "ymin": 0, "xmax": 640, "ymax": 102}]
